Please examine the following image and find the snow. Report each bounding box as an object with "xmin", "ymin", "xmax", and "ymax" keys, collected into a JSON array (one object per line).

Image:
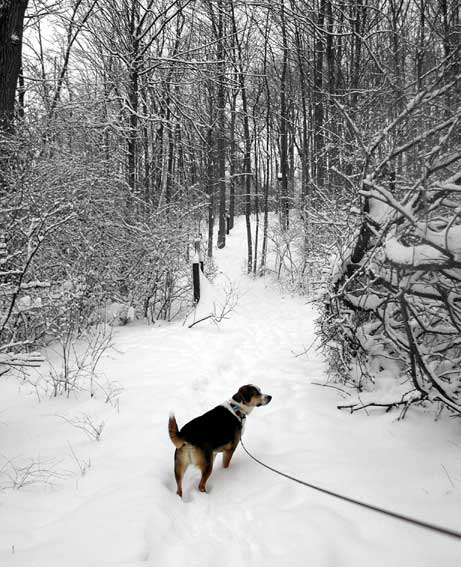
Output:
[
  {"xmin": 367, "ymin": 193, "xmax": 394, "ymax": 224},
  {"xmin": 384, "ymin": 235, "xmax": 450, "ymax": 266},
  {"xmin": 416, "ymin": 223, "xmax": 461, "ymax": 261},
  {"xmin": 1, "ymin": 217, "xmax": 461, "ymax": 567}
]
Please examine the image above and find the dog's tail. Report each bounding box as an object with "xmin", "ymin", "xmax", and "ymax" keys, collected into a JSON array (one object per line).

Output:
[{"xmin": 168, "ymin": 413, "xmax": 185, "ymax": 449}]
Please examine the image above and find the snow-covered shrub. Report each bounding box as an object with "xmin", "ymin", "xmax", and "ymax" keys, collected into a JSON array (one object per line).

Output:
[
  {"xmin": 265, "ymin": 211, "xmax": 334, "ymax": 295},
  {"xmin": 0, "ymin": 122, "xmax": 199, "ymax": 388},
  {"xmin": 91, "ymin": 213, "xmax": 194, "ymax": 324},
  {"xmin": 320, "ymin": 67, "xmax": 461, "ymax": 415}
]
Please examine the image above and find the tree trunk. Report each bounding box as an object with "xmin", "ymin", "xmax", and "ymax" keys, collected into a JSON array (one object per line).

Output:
[
  {"xmin": 313, "ymin": 0, "xmax": 326, "ymax": 186},
  {"xmin": 229, "ymin": 91, "xmax": 237, "ymax": 230},
  {"xmin": 0, "ymin": 0, "xmax": 28, "ymax": 131},
  {"xmin": 260, "ymin": 10, "xmax": 272, "ymax": 273},
  {"xmin": 293, "ymin": 10, "xmax": 311, "ymax": 253},
  {"xmin": 230, "ymin": 0, "xmax": 252, "ymax": 271},
  {"xmin": 279, "ymin": 0, "xmax": 289, "ymax": 230},
  {"xmin": 216, "ymin": 1, "xmax": 227, "ymax": 249},
  {"xmin": 126, "ymin": 2, "xmax": 140, "ymax": 198},
  {"xmin": 253, "ymin": 114, "xmax": 260, "ymax": 274},
  {"xmin": 206, "ymin": 93, "xmax": 215, "ymax": 258}
]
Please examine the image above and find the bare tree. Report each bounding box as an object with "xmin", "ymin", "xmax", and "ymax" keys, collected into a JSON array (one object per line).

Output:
[{"xmin": 0, "ymin": 0, "xmax": 28, "ymax": 131}]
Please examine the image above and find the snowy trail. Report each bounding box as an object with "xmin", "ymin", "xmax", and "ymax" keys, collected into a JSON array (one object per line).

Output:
[{"xmin": 1, "ymin": 217, "xmax": 461, "ymax": 567}]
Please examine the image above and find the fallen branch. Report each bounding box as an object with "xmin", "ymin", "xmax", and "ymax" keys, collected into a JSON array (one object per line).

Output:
[
  {"xmin": 338, "ymin": 400, "xmax": 407, "ymax": 413},
  {"xmin": 187, "ymin": 281, "xmax": 238, "ymax": 329},
  {"xmin": 338, "ymin": 391, "xmax": 426, "ymax": 418},
  {"xmin": 188, "ymin": 314, "xmax": 214, "ymax": 328}
]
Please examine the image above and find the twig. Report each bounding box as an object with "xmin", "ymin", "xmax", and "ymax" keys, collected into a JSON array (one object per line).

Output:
[
  {"xmin": 293, "ymin": 337, "xmax": 318, "ymax": 357},
  {"xmin": 67, "ymin": 442, "xmax": 91, "ymax": 476},
  {"xmin": 188, "ymin": 314, "xmax": 213, "ymax": 328},
  {"xmin": 441, "ymin": 464, "xmax": 455, "ymax": 489},
  {"xmin": 311, "ymin": 381, "xmax": 352, "ymax": 397},
  {"xmin": 56, "ymin": 413, "xmax": 105, "ymax": 441},
  {"xmin": 0, "ymin": 455, "xmax": 69, "ymax": 490}
]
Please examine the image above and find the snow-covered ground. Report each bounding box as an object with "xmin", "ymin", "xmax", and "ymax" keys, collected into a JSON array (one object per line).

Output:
[{"xmin": 1, "ymin": 217, "xmax": 461, "ymax": 567}]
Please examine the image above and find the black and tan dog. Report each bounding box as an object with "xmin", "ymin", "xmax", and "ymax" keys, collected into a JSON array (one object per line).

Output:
[{"xmin": 168, "ymin": 384, "xmax": 272, "ymax": 497}]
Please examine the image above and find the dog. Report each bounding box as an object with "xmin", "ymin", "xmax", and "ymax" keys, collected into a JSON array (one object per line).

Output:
[{"xmin": 168, "ymin": 384, "xmax": 272, "ymax": 497}]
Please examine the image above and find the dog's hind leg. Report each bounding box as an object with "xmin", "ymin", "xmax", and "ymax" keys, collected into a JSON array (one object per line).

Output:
[
  {"xmin": 222, "ymin": 445, "xmax": 237, "ymax": 469},
  {"xmin": 197, "ymin": 449, "xmax": 214, "ymax": 493},
  {"xmin": 174, "ymin": 449, "xmax": 187, "ymax": 498}
]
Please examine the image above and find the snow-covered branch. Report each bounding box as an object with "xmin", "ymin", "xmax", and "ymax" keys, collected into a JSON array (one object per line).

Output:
[{"xmin": 322, "ymin": 65, "xmax": 461, "ymax": 415}]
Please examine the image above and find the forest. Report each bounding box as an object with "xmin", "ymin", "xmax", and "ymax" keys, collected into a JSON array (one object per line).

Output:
[{"xmin": 1, "ymin": 0, "xmax": 460, "ymax": 415}]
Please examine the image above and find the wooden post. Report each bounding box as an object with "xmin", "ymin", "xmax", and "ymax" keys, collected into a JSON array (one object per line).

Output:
[
  {"xmin": 193, "ymin": 234, "xmax": 202, "ymax": 303},
  {"xmin": 192, "ymin": 262, "xmax": 200, "ymax": 304}
]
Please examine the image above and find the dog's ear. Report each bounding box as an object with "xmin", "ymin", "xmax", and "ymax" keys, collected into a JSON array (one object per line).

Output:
[{"xmin": 233, "ymin": 385, "xmax": 255, "ymax": 404}]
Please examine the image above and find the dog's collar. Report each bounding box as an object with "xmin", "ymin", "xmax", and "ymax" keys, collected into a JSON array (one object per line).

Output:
[{"xmin": 222, "ymin": 400, "xmax": 248, "ymax": 422}]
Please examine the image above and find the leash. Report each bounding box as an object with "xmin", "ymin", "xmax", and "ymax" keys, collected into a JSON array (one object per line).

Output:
[{"xmin": 240, "ymin": 439, "xmax": 461, "ymax": 541}]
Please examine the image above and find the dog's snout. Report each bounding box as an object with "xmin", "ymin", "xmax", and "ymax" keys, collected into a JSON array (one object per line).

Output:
[{"xmin": 257, "ymin": 394, "xmax": 271, "ymax": 406}]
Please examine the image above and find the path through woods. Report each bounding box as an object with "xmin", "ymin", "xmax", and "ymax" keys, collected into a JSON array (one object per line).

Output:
[{"xmin": 1, "ymin": 218, "xmax": 460, "ymax": 567}]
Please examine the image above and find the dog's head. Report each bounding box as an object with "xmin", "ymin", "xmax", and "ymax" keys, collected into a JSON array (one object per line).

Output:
[{"xmin": 233, "ymin": 384, "xmax": 272, "ymax": 408}]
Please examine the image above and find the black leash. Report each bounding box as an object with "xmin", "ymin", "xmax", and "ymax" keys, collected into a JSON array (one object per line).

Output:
[{"xmin": 240, "ymin": 439, "xmax": 461, "ymax": 541}]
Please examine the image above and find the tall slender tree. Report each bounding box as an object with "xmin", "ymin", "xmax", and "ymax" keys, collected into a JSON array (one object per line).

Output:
[{"xmin": 0, "ymin": 0, "xmax": 28, "ymax": 132}]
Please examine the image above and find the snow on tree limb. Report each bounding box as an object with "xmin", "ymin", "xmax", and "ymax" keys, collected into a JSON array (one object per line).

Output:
[
  {"xmin": 384, "ymin": 237, "xmax": 452, "ymax": 268},
  {"xmin": 0, "ymin": 352, "xmax": 43, "ymax": 368}
]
